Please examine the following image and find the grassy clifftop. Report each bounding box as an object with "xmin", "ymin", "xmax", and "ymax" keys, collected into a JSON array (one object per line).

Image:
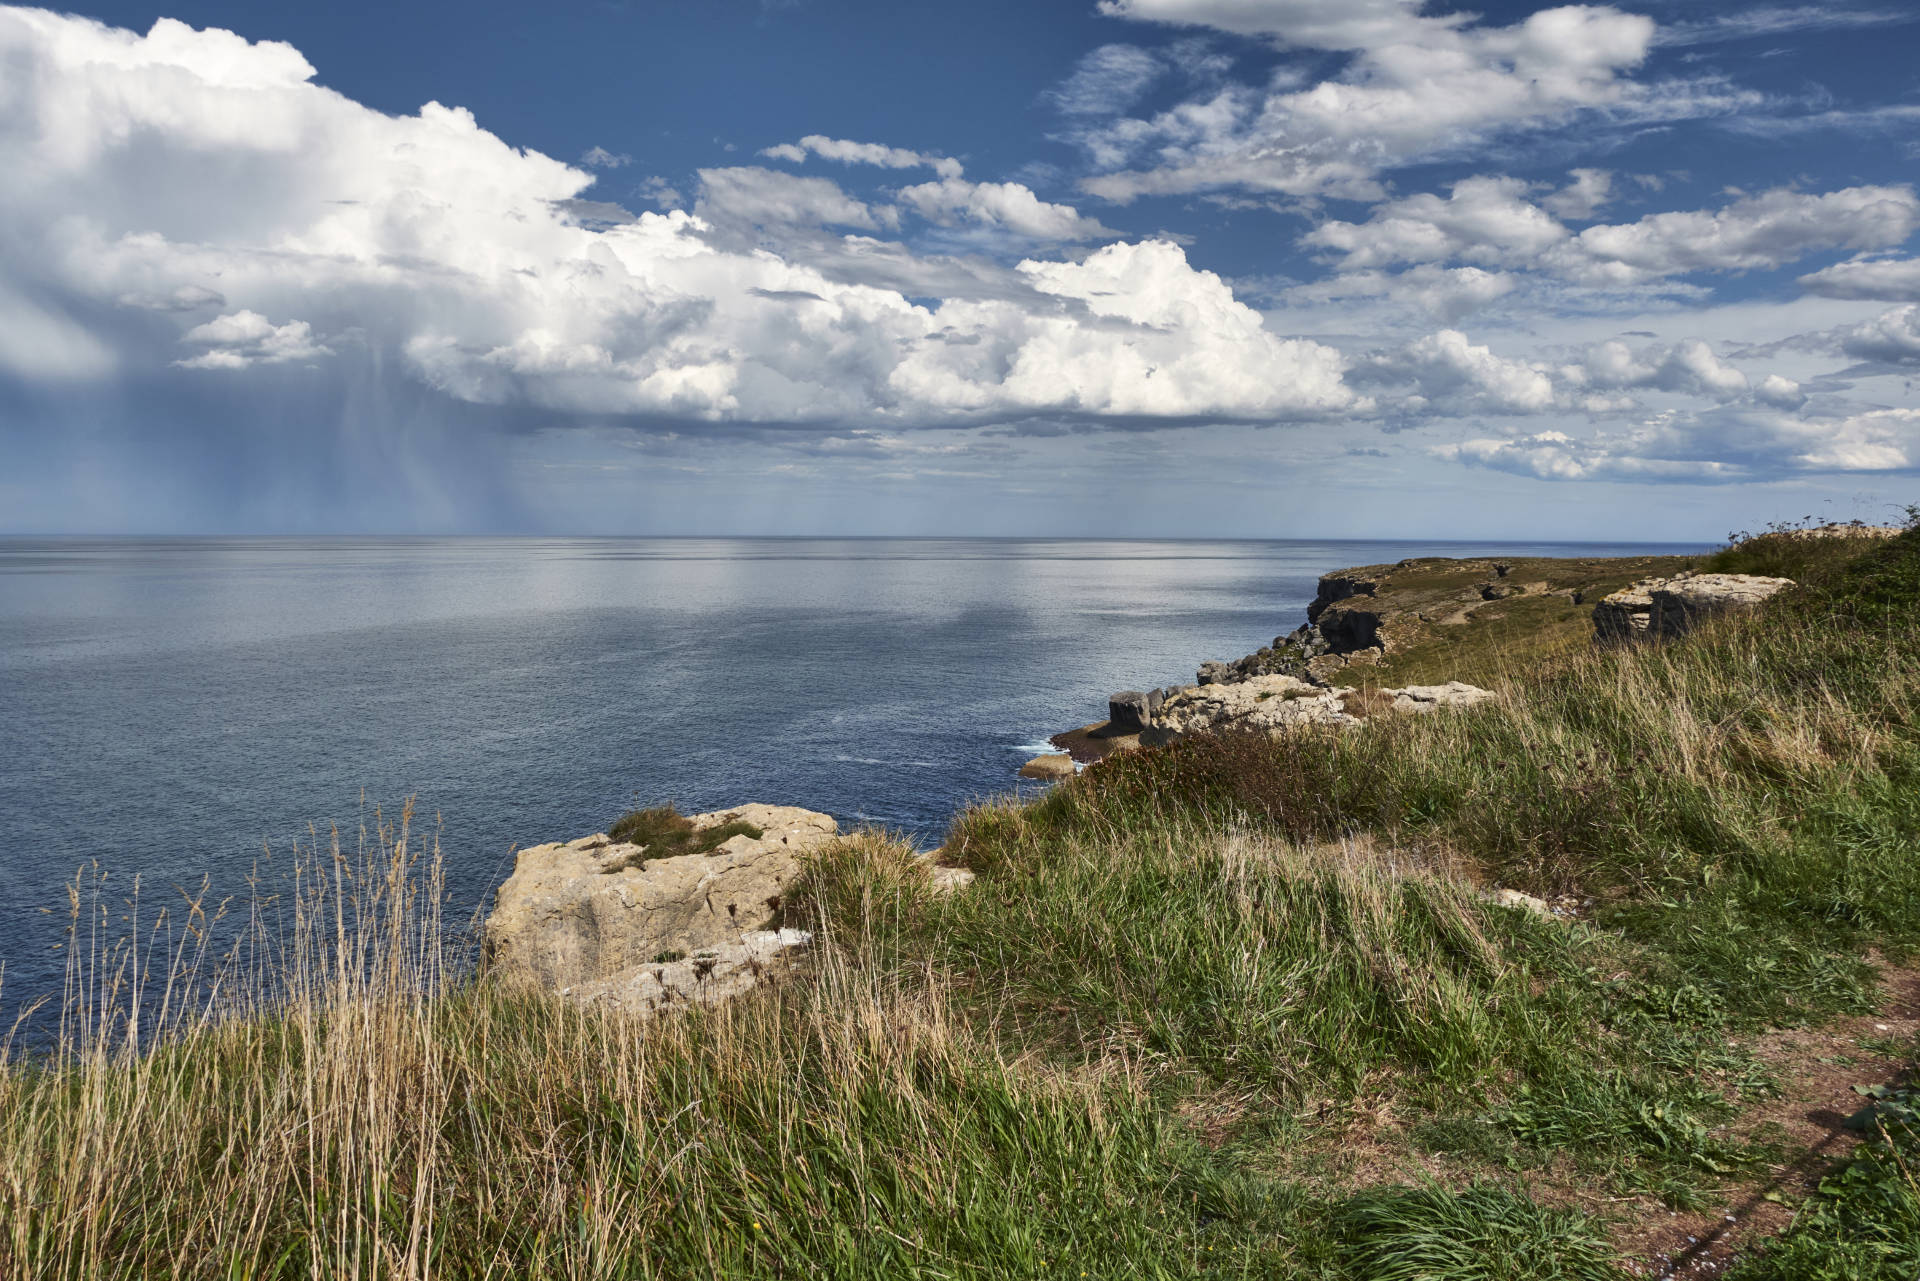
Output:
[
  {"xmin": 4, "ymin": 525, "xmax": 1917, "ymax": 1278},
  {"xmin": 1278, "ymin": 551, "xmax": 1696, "ymax": 688}
]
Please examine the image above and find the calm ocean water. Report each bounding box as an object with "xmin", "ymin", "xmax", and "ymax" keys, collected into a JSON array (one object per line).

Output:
[{"xmin": 0, "ymin": 535, "xmax": 1703, "ymax": 1008}]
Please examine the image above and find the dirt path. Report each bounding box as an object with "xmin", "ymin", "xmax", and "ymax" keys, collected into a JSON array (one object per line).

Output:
[{"xmin": 1617, "ymin": 968, "xmax": 1919, "ymax": 1277}]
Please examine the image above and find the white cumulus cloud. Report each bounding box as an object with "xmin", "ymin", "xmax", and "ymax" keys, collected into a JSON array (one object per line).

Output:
[
  {"xmin": 0, "ymin": 8, "xmax": 1360, "ymax": 430},
  {"xmin": 1440, "ymin": 406, "xmax": 1920, "ymax": 481},
  {"xmin": 1079, "ymin": 4, "xmax": 1681, "ymax": 202},
  {"xmin": 1554, "ymin": 185, "xmax": 1920, "ymax": 285},
  {"xmin": 1304, "ymin": 177, "xmax": 1569, "ymax": 269},
  {"xmin": 1837, "ymin": 305, "xmax": 1920, "ymax": 364},
  {"xmin": 1357, "ymin": 330, "xmax": 1792, "ymax": 417},
  {"xmin": 894, "ymin": 177, "xmax": 1119, "ymax": 241},
  {"xmin": 176, "ymin": 310, "xmax": 331, "ymax": 369},
  {"xmin": 1305, "ymin": 179, "xmax": 1920, "ymax": 290},
  {"xmin": 1800, "ymin": 256, "xmax": 1920, "ymax": 301},
  {"xmin": 1541, "ymin": 168, "xmax": 1614, "ymax": 220}
]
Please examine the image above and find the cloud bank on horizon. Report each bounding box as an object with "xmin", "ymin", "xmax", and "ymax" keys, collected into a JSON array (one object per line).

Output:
[{"xmin": 2, "ymin": 0, "xmax": 1919, "ymax": 535}]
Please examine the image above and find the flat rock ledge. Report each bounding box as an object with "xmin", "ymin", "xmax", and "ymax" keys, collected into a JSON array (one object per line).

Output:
[
  {"xmin": 1018, "ymin": 752, "xmax": 1076, "ymax": 780},
  {"xmin": 483, "ymin": 803, "xmax": 839, "ymax": 1011},
  {"xmin": 1055, "ymin": 676, "xmax": 1495, "ymax": 760},
  {"xmin": 1155, "ymin": 675, "xmax": 1496, "ymax": 735},
  {"xmin": 1593, "ymin": 572, "xmax": 1794, "ymax": 644}
]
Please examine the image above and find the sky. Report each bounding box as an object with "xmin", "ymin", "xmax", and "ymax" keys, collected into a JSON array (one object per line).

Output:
[{"xmin": 2, "ymin": 0, "xmax": 1919, "ymax": 538}]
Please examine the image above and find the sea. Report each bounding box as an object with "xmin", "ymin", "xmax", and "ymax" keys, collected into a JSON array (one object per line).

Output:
[{"xmin": 0, "ymin": 535, "xmax": 1705, "ymax": 1014}]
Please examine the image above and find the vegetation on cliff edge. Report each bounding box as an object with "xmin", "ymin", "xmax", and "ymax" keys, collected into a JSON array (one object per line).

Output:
[{"xmin": 2, "ymin": 523, "xmax": 1916, "ymax": 1278}]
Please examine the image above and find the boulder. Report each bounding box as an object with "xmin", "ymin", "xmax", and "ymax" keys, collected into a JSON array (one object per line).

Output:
[
  {"xmin": 1018, "ymin": 753, "xmax": 1076, "ymax": 780},
  {"xmin": 1314, "ymin": 600, "xmax": 1387, "ymax": 651},
  {"xmin": 483, "ymin": 803, "xmax": 838, "ymax": 994},
  {"xmin": 912, "ymin": 847, "xmax": 977, "ymax": 894},
  {"xmin": 927, "ymin": 864, "xmax": 976, "ymax": 894},
  {"xmin": 1593, "ymin": 572, "xmax": 1794, "ymax": 644},
  {"xmin": 1304, "ymin": 653, "xmax": 1353, "ymax": 685},
  {"xmin": 1108, "ymin": 689, "xmax": 1161, "ymax": 731}
]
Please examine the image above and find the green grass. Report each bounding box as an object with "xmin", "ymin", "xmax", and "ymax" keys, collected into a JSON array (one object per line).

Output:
[
  {"xmin": 606, "ymin": 803, "xmax": 764, "ymax": 867},
  {"xmin": 1336, "ymin": 1182, "xmax": 1626, "ymax": 1281},
  {"xmin": 796, "ymin": 527, "xmax": 1920, "ymax": 1223}
]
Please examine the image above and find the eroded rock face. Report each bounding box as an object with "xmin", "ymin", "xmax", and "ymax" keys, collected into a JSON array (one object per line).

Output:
[
  {"xmin": 1108, "ymin": 690, "xmax": 1161, "ymax": 732},
  {"xmin": 1149, "ymin": 674, "xmax": 1494, "ymax": 737},
  {"xmin": 1593, "ymin": 573, "xmax": 1794, "ymax": 644},
  {"xmin": 1156, "ymin": 675, "xmax": 1358, "ymax": 733},
  {"xmin": 483, "ymin": 804, "xmax": 838, "ymax": 995},
  {"xmin": 565, "ymin": 929, "xmax": 815, "ymax": 1015}
]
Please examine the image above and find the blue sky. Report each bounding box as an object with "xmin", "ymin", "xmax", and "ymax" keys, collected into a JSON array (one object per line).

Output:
[{"xmin": 3, "ymin": 0, "xmax": 1919, "ymax": 537}]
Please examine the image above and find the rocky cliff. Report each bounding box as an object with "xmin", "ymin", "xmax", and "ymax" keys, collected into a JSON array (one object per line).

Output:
[
  {"xmin": 1046, "ymin": 551, "xmax": 1709, "ymax": 765},
  {"xmin": 483, "ymin": 803, "xmax": 839, "ymax": 1013},
  {"xmin": 1199, "ymin": 553, "xmax": 1699, "ymax": 690}
]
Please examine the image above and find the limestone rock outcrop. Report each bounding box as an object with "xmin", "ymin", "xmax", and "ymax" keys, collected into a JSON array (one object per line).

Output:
[
  {"xmin": 1148, "ymin": 674, "xmax": 1494, "ymax": 737},
  {"xmin": 1754, "ymin": 522, "xmax": 1901, "ymax": 542},
  {"xmin": 483, "ymin": 803, "xmax": 838, "ymax": 996},
  {"xmin": 1055, "ymin": 550, "xmax": 1710, "ymax": 765},
  {"xmin": 1155, "ymin": 675, "xmax": 1358, "ymax": 734},
  {"xmin": 1593, "ymin": 573, "xmax": 1794, "ymax": 644},
  {"xmin": 565, "ymin": 929, "xmax": 816, "ymax": 1014},
  {"xmin": 1389, "ymin": 682, "xmax": 1501, "ymax": 714}
]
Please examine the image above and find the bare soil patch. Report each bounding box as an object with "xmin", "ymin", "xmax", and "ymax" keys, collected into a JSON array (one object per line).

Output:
[{"xmin": 1614, "ymin": 967, "xmax": 1920, "ymax": 1278}]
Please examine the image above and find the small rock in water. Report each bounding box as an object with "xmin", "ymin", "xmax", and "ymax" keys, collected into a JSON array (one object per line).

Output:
[{"xmin": 1019, "ymin": 753, "xmax": 1076, "ymax": 780}]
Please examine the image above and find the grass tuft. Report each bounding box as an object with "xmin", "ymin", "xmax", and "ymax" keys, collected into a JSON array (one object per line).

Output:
[
  {"xmin": 1336, "ymin": 1181, "xmax": 1627, "ymax": 1280},
  {"xmin": 606, "ymin": 803, "xmax": 764, "ymax": 868}
]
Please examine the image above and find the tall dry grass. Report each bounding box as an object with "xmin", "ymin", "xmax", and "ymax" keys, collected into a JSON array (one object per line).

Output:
[{"xmin": 0, "ymin": 812, "xmax": 1277, "ymax": 1279}]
